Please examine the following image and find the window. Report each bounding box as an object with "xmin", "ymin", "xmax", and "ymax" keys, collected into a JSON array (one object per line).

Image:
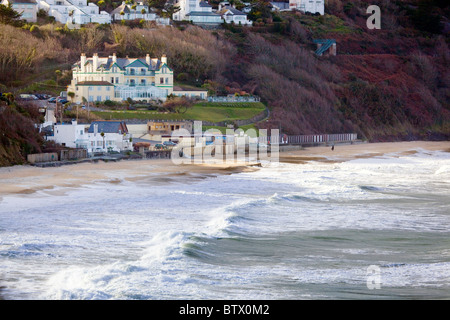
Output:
[
  {"xmin": 105, "ymin": 96, "xmax": 110, "ymax": 101},
  {"xmin": 141, "ymin": 79, "xmax": 146, "ymax": 85},
  {"xmin": 88, "ymin": 86, "xmax": 93, "ymax": 91},
  {"xmin": 115, "ymin": 77, "xmax": 119, "ymax": 84},
  {"xmin": 89, "ymin": 96, "xmax": 94, "ymax": 102},
  {"xmin": 106, "ymin": 87, "xmax": 111, "ymax": 91},
  {"xmin": 160, "ymin": 78, "xmax": 164, "ymax": 84},
  {"xmin": 98, "ymin": 86, "xmax": 102, "ymax": 91},
  {"xmin": 96, "ymin": 96, "xmax": 101, "ymax": 101},
  {"xmin": 111, "ymin": 77, "xmax": 114, "ymax": 83},
  {"xmin": 165, "ymin": 77, "xmax": 168, "ymax": 84},
  {"xmin": 97, "ymin": 141, "xmax": 102, "ymax": 146}
]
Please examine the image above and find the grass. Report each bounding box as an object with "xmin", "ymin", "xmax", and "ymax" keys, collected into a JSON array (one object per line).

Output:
[
  {"xmin": 293, "ymin": 14, "xmax": 356, "ymax": 37},
  {"xmin": 93, "ymin": 102, "xmax": 266, "ymax": 123}
]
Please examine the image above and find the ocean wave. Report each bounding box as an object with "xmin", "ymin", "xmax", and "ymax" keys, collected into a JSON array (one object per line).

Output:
[{"xmin": 43, "ymin": 230, "xmax": 194, "ymax": 300}]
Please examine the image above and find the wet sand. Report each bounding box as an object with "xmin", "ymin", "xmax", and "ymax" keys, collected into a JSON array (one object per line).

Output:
[
  {"xmin": 0, "ymin": 159, "xmax": 257, "ymax": 197},
  {"xmin": 0, "ymin": 141, "xmax": 448, "ymax": 197},
  {"xmin": 279, "ymin": 141, "xmax": 450, "ymax": 164}
]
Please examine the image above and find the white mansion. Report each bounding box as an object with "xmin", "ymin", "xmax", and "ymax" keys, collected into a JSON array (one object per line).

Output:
[{"xmin": 67, "ymin": 53, "xmax": 207, "ymax": 104}]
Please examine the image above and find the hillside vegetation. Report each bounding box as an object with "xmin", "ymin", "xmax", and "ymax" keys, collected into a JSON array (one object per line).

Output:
[{"xmin": 0, "ymin": 0, "xmax": 449, "ymax": 165}]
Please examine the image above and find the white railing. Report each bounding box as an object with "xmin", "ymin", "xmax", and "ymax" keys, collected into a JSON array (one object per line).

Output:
[{"xmin": 259, "ymin": 133, "xmax": 358, "ymax": 145}]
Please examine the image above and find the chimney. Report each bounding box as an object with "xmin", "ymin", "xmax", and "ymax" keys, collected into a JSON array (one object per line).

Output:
[
  {"xmin": 80, "ymin": 53, "xmax": 86, "ymax": 72},
  {"xmin": 112, "ymin": 53, "xmax": 117, "ymax": 63},
  {"xmin": 93, "ymin": 53, "xmax": 98, "ymax": 71},
  {"xmin": 161, "ymin": 54, "xmax": 167, "ymax": 65},
  {"xmin": 94, "ymin": 123, "xmax": 98, "ymax": 135},
  {"xmin": 146, "ymin": 53, "xmax": 151, "ymax": 66}
]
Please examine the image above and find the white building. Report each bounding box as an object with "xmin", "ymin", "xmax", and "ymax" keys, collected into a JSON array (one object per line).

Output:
[
  {"xmin": 1, "ymin": 0, "xmax": 38, "ymax": 22},
  {"xmin": 67, "ymin": 53, "xmax": 207, "ymax": 104},
  {"xmin": 37, "ymin": 0, "xmax": 111, "ymax": 25},
  {"xmin": 216, "ymin": 3, "xmax": 252, "ymax": 25},
  {"xmin": 110, "ymin": 1, "xmax": 170, "ymax": 25},
  {"xmin": 47, "ymin": 120, "xmax": 133, "ymax": 154},
  {"xmin": 289, "ymin": 0, "xmax": 324, "ymax": 15},
  {"xmin": 173, "ymin": 0, "xmax": 222, "ymax": 26},
  {"xmin": 68, "ymin": 53, "xmax": 173, "ymax": 103}
]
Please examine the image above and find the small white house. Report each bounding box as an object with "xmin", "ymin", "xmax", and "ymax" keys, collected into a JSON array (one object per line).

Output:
[
  {"xmin": 217, "ymin": 4, "xmax": 252, "ymax": 25},
  {"xmin": 1, "ymin": 0, "xmax": 38, "ymax": 22},
  {"xmin": 173, "ymin": 0, "xmax": 223, "ymax": 26},
  {"xmin": 47, "ymin": 120, "xmax": 133, "ymax": 154},
  {"xmin": 37, "ymin": 0, "xmax": 111, "ymax": 25},
  {"xmin": 110, "ymin": 1, "xmax": 170, "ymax": 25},
  {"xmin": 289, "ymin": 0, "xmax": 324, "ymax": 15}
]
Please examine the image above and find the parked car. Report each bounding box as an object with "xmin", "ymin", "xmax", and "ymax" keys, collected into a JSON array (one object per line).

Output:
[
  {"xmin": 163, "ymin": 141, "xmax": 177, "ymax": 146},
  {"xmin": 57, "ymin": 99, "xmax": 69, "ymax": 104},
  {"xmin": 48, "ymin": 97, "xmax": 57, "ymax": 103}
]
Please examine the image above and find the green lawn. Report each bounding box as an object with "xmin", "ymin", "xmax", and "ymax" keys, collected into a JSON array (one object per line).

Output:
[{"xmin": 93, "ymin": 102, "xmax": 266, "ymax": 123}]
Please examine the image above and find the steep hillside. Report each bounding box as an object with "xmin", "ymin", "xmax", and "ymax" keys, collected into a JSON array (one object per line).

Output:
[
  {"xmin": 0, "ymin": 102, "xmax": 44, "ymax": 166},
  {"xmin": 218, "ymin": 0, "xmax": 449, "ymax": 140}
]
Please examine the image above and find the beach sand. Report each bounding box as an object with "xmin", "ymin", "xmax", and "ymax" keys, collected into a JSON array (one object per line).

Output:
[
  {"xmin": 0, "ymin": 158, "xmax": 257, "ymax": 197},
  {"xmin": 0, "ymin": 141, "xmax": 448, "ymax": 197},
  {"xmin": 279, "ymin": 141, "xmax": 450, "ymax": 164}
]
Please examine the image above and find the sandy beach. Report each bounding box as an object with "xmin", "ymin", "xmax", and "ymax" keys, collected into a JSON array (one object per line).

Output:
[
  {"xmin": 0, "ymin": 141, "xmax": 448, "ymax": 197},
  {"xmin": 279, "ymin": 141, "xmax": 450, "ymax": 164},
  {"xmin": 0, "ymin": 158, "xmax": 257, "ymax": 197}
]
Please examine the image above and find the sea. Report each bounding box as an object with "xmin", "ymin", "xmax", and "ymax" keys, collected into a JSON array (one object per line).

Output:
[{"xmin": 0, "ymin": 148, "xmax": 449, "ymax": 300}]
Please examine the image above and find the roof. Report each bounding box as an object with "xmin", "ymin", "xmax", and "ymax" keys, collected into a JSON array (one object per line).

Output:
[
  {"xmin": 173, "ymin": 86, "xmax": 207, "ymax": 92},
  {"xmin": 6, "ymin": 0, "xmax": 37, "ymax": 4},
  {"xmin": 110, "ymin": 3, "xmax": 130, "ymax": 15},
  {"xmin": 75, "ymin": 55, "xmax": 165, "ymax": 72},
  {"xmin": 186, "ymin": 11, "xmax": 222, "ymax": 17},
  {"xmin": 88, "ymin": 121, "xmax": 129, "ymax": 134},
  {"xmin": 199, "ymin": 1, "xmax": 212, "ymax": 7},
  {"xmin": 217, "ymin": 5, "xmax": 247, "ymax": 16},
  {"xmin": 76, "ymin": 81, "xmax": 114, "ymax": 86}
]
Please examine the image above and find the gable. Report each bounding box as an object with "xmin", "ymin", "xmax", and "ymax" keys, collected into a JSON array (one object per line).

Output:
[
  {"xmin": 124, "ymin": 59, "xmax": 148, "ymax": 69},
  {"xmin": 156, "ymin": 63, "xmax": 173, "ymax": 73}
]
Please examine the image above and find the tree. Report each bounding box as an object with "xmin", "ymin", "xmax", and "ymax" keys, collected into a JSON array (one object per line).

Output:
[
  {"xmin": 1, "ymin": 92, "xmax": 15, "ymax": 105},
  {"xmin": 100, "ymin": 131, "xmax": 105, "ymax": 149},
  {"xmin": 67, "ymin": 91, "xmax": 75, "ymax": 103},
  {"xmin": 0, "ymin": 3, "xmax": 22, "ymax": 25},
  {"xmin": 162, "ymin": 96, "xmax": 194, "ymax": 114}
]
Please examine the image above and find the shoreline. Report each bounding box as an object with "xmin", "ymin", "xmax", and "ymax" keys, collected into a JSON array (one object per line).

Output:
[{"xmin": 0, "ymin": 141, "xmax": 449, "ymax": 197}]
